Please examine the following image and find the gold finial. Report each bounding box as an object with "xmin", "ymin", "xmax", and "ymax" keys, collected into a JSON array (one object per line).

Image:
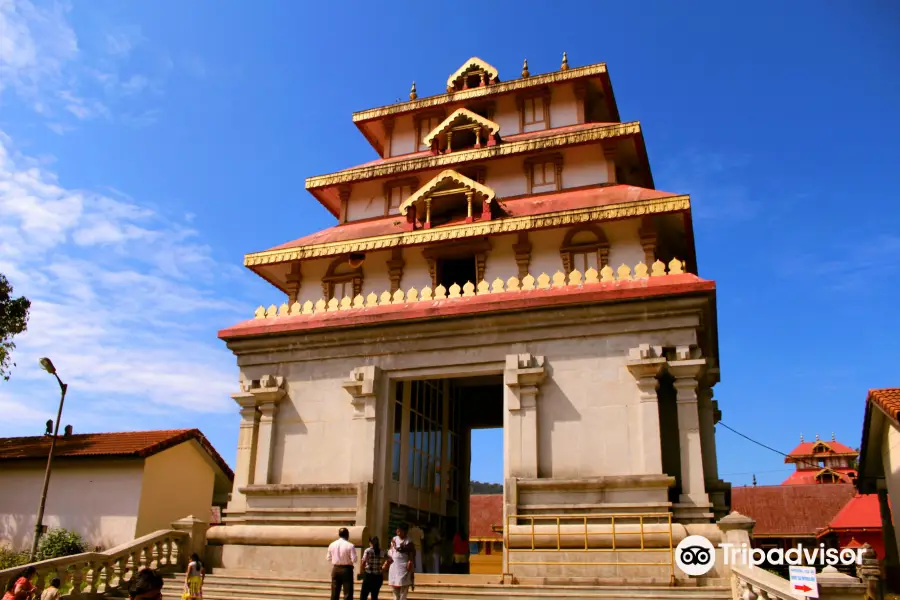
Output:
[
  {"xmin": 561, "ymin": 51, "xmax": 569, "ymax": 71},
  {"xmin": 409, "ymin": 82, "xmax": 417, "ymax": 101},
  {"xmin": 521, "ymin": 59, "xmax": 530, "ymax": 78}
]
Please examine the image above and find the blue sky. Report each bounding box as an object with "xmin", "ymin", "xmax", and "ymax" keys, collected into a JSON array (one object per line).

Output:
[{"xmin": 1, "ymin": 0, "xmax": 898, "ymax": 488}]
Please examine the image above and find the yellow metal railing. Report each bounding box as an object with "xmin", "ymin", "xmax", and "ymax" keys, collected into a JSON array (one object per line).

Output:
[{"xmin": 503, "ymin": 512, "xmax": 674, "ymax": 582}]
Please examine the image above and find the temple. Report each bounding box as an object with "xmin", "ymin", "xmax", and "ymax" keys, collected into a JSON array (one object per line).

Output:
[
  {"xmin": 212, "ymin": 55, "xmax": 732, "ymax": 580},
  {"xmin": 782, "ymin": 434, "xmax": 859, "ymax": 485}
]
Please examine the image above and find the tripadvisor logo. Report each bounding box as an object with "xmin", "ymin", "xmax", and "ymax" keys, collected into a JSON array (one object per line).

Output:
[
  {"xmin": 674, "ymin": 535, "xmax": 867, "ymax": 576},
  {"xmin": 675, "ymin": 535, "xmax": 716, "ymax": 576}
]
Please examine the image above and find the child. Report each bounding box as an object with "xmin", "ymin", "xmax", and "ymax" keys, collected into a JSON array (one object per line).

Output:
[{"xmin": 40, "ymin": 578, "xmax": 61, "ymax": 600}]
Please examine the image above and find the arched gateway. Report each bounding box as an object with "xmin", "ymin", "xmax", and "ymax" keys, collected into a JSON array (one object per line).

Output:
[{"xmin": 212, "ymin": 54, "xmax": 732, "ymax": 583}]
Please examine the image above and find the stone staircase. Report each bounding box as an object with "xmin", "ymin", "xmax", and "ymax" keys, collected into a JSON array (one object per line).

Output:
[{"xmin": 160, "ymin": 571, "xmax": 732, "ymax": 600}]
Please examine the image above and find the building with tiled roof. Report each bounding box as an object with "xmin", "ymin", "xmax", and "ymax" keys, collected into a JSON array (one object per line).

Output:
[
  {"xmin": 0, "ymin": 429, "xmax": 233, "ymax": 551},
  {"xmin": 211, "ymin": 54, "xmax": 729, "ymax": 580},
  {"xmin": 857, "ymin": 388, "xmax": 900, "ymax": 586},
  {"xmin": 817, "ymin": 494, "xmax": 885, "ymax": 560},
  {"xmin": 781, "ymin": 433, "xmax": 859, "ymax": 486},
  {"xmin": 732, "ymin": 484, "xmax": 857, "ymax": 546}
]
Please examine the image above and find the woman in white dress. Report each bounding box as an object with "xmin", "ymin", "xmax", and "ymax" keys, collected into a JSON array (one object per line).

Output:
[{"xmin": 387, "ymin": 525, "xmax": 415, "ymax": 600}]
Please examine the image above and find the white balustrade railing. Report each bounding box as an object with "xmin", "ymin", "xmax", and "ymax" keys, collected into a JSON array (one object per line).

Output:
[
  {"xmin": 0, "ymin": 529, "xmax": 187, "ymax": 598},
  {"xmin": 732, "ymin": 564, "xmax": 804, "ymax": 600}
]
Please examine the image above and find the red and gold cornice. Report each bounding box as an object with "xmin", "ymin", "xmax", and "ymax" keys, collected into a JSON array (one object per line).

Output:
[
  {"xmin": 244, "ymin": 193, "xmax": 689, "ymax": 267},
  {"xmin": 352, "ymin": 62, "xmax": 609, "ymax": 123},
  {"xmin": 306, "ymin": 121, "xmax": 640, "ymax": 190}
]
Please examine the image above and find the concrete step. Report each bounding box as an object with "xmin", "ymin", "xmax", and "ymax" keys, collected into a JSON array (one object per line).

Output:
[{"xmin": 159, "ymin": 572, "xmax": 731, "ymax": 600}]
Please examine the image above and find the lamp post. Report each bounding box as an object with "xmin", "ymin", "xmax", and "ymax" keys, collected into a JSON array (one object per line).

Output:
[{"xmin": 29, "ymin": 357, "xmax": 68, "ymax": 561}]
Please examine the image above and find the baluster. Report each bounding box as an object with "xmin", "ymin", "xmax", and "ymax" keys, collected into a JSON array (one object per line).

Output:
[
  {"xmin": 89, "ymin": 562, "xmax": 101, "ymax": 594},
  {"xmin": 755, "ymin": 588, "xmax": 770, "ymax": 600},
  {"xmin": 129, "ymin": 551, "xmax": 139, "ymax": 583},
  {"xmin": 70, "ymin": 563, "xmax": 84, "ymax": 597},
  {"xmin": 118, "ymin": 556, "xmax": 129, "ymax": 589},
  {"xmin": 165, "ymin": 537, "xmax": 173, "ymax": 566},
  {"xmin": 154, "ymin": 540, "xmax": 163, "ymax": 568},
  {"xmin": 142, "ymin": 543, "xmax": 152, "ymax": 569},
  {"xmin": 739, "ymin": 580, "xmax": 758, "ymax": 600}
]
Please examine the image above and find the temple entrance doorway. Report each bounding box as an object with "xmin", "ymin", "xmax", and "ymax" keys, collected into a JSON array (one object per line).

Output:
[{"xmin": 387, "ymin": 374, "xmax": 503, "ymax": 575}]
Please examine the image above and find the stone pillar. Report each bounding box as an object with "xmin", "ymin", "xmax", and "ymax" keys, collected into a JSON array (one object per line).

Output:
[
  {"xmin": 668, "ymin": 349, "xmax": 713, "ymax": 522},
  {"xmin": 697, "ymin": 386, "xmax": 719, "ymax": 485},
  {"xmin": 247, "ymin": 376, "xmax": 286, "ymax": 486},
  {"xmin": 504, "ymin": 354, "xmax": 546, "ymax": 479},
  {"xmin": 626, "ymin": 344, "xmax": 665, "ymax": 475},
  {"xmin": 254, "ymin": 400, "xmax": 279, "ymax": 485},
  {"xmin": 717, "ymin": 511, "xmax": 755, "ymax": 574},
  {"xmin": 171, "ymin": 515, "xmax": 209, "ymax": 566},
  {"xmin": 227, "ymin": 397, "xmax": 260, "ymax": 514},
  {"xmin": 343, "ymin": 366, "xmax": 382, "ymax": 485}
]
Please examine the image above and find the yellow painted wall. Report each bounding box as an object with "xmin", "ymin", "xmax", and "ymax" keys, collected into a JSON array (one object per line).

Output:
[{"xmin": 135, "ymin": 441, "xmax": 215, "ymax": 536}]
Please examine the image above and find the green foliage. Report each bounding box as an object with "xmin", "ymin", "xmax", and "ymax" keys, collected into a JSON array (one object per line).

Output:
[
  {"xmin": 36, "ymin": 528, "xmax": 87, "ymax": 561},
  {"xmin": 470, "ymin": 481, "xmax": 503, "ymax": 495},
  {"xmin": 0, "ymin": 545, "xmax": 30, "ymax": 570},
  {"xmin": 0, "ymin": 273, "xmax": 31, "ymax": 382}
]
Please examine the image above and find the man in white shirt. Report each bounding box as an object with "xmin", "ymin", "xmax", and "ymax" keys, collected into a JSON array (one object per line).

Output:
[{"xmin": 326, "ymin": 527, "xmax": 357, "ymax": 600}]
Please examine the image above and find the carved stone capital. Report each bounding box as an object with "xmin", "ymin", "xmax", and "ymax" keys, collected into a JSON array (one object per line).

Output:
[
  {"xmin": 504, "ymin": 353, "xmax": 546, "ymax": 411},
  {"xmin": 343, "ymin": 365, "xmax": 381, "ymax": 419},
  {"xmin": 233, "ymin": 374, "xmax": 285, "ymax": 418}
]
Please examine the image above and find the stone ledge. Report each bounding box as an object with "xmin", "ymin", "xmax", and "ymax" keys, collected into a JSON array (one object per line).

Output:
[
  {"xmin": 516, "ymin": 474, "xmax": 676, "ymax": 491},
  {"xmin": 239, "ymin": 483, "xmax": 359, "ymax": 496}
]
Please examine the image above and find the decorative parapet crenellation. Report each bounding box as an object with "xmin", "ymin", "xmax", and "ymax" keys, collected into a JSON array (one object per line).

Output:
[{"xmin": 252, "ymin": 258, "xmax": 688, "ymax": 320}]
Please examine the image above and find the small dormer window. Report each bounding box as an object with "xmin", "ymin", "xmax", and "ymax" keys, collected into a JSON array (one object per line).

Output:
[
  {"xmin": 423, "ymin": 109, "xmax": 500, "ymax": 154},
  {"xmin": 400, "ymin": 170, "xmax": 495, "ymax": 230},
  {"xmin": 517, "ymin": 88, "xmax": 552, "ymax": 132},
  {"xmin": 446, "ymin": 57, "xmax": 500, "ymax": 93}
]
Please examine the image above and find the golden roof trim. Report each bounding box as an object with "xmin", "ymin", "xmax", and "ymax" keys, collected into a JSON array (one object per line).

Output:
[
  {"xmin": 244, "ymin": 194, "xmax": 689, "ymax": 267},
  {"xmin": 306, "ymin": 121, "xmax": 640, "ymax": 189},
  {"xmin": 446, "ymin": 57, "xmax": 499, "ymax": 89},
  {"xmin": 400, "ymin": 169, "xmax": 495, "ymax": 215},
  {"xmin": 423, "ymin": 108, "xmax": 501, "ymax": 146},
  {"xmin": 352, "ymin": 62, "xmax": 608, "ymax": 123}
]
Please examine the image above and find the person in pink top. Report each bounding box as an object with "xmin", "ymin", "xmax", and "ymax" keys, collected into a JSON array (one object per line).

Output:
[{"xmin": 326, "ymin": 527, "xmax": 357, "ymax": 600}]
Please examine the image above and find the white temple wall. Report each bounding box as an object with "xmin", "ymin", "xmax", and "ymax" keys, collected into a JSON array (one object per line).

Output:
[
  {"xmin": 550, "ymin": 83, "xmax": 580, "ymax": 128},
  {"xmin": 388, "ymin": 114, "xmax": 417, "ymax": 157}
]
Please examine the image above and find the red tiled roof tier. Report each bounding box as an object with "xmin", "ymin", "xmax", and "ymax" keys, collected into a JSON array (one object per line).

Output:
[
  {"xmin": 260, "ymin": 184, "xmax": 683, "ymax": 255},
  {"xmin": 784, "ymin": 440, "xmax": 858, "ymax": 460},
  {"xmin": 0, "ymin": 429, "xmax": 234, "ymax": 480},
  {"xmin": 821, "ymin": 494, "xmax": 881, "ymax": 533},
  {"xmin": 731, "ymin": 484, "xmax": 857, "ymax": 537},
  {"xmin": 469, "ymin": 494, "xmax": 503, "ymax": 539},
  {"xmin": 220, "ymin": 273, "xmax": 715, "ymax": 340},
  {"xmin": 781, "ymin": 469, "xmax": 856, "ymax": 485},
  {"xmin": 868, "ymin": 388, "xmax": 900, "ymax": 423}
]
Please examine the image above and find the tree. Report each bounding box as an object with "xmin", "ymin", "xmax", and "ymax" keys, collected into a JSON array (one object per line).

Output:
[{"xmin": 0, "ymin": 273, "xmax": 31, "ymax": 381}]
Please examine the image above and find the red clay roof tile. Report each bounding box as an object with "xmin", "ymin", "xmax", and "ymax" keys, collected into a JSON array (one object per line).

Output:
[
  {"xmin": 0, "ymin": 429, "xmax": 234, "ymax": 480},
  {"xmin": 784, "ymin": 440, "xmax": 858, "ymax": 460},
  {"xmin": 731, "ymin": 484, "xmax": 857, "ymax": 537},
  {"xmin": 824, "ymin": 494, "xmax": 881, "ymax": 532},
  {"xmin": 263, "ymin": 184, "xmax": 682, "ymax": 254},
  {"xmin": 869, "ymin": 388, "xmax": 900, "ymax": 423},
  {"xmin": 469, "ymin": 494, "xmax": 503, "ymax": 539},
  {"xmin": 781, "ymin": 469, "xmax": 856, "ymax": 485}
]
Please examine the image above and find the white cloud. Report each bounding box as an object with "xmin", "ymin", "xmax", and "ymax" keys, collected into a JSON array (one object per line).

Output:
[
  {"xmin": 0, "ymin": 0, "xmax": 78, "ymax": 98},
  {"xmin": 0, "ymin": 0, "xmax": 166, "ymax": 130},
  {"xmin": 0, "ymin": 130, "xmax": 248, "ymax": 435}
]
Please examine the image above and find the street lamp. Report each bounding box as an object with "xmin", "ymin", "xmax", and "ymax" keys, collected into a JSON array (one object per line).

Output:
[{"xmin": 29, "ymin": 357, "xmax": 68, "ymax": 561}]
